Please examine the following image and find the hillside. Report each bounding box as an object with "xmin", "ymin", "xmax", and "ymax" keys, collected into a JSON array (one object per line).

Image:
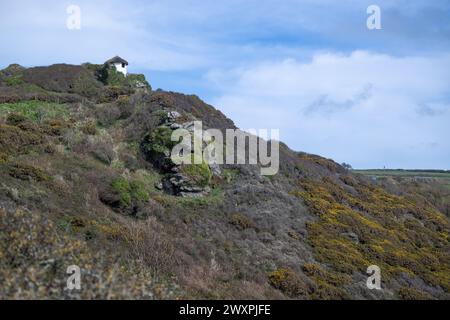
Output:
[{"xmin": 0, "ymin": 63, "xmax": 449, "ymax": 300}]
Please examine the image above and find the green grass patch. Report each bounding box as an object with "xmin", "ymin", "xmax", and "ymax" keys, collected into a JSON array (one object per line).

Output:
[
  {"xmin": 354, "ymin": 169, "xmax": 450, "ymax": 179},
  {"xmin": 0, "ymin": 100, "xmax": 69, "ymax": 123},
  {"xmin": 4, "ymin": 74, "xmax": 24, "ymax": 86},
  {"xmin": 156, "ymin": 186, "xmax": 224, "ymax": 209},
  {"xmin": 134, "ymin": 169, "xmax": 162, "ymax": 193}
]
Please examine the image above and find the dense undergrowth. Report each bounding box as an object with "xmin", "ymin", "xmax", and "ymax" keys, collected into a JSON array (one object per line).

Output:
[{"xmin": 291, "ymin": 175, "xmax": 450, "ymax": 298}]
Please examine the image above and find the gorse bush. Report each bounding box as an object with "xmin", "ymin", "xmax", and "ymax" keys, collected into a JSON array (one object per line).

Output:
[
  {"xmin": 229, "ymin": 213, "xmax": 254, "ymax": 230},
  {"xmin": 7, "ymin": 162, "xmax": 50, "ymax": 182},
  {"xmin": 0, "ymin": 123, "xmax": 43, "ymax": 155},
  {"xmin": 294, "ymin": 175, "xmax": 450, "ymax": 297},
  {"xmin": 268, "ymin": 268, "xmax": 308, "ymax": 298}
]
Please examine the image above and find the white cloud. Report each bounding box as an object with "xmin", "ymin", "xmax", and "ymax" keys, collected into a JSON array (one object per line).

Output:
[{"xmin": 209, "ymin": 51, "xmax": 450, "ymax": 169}]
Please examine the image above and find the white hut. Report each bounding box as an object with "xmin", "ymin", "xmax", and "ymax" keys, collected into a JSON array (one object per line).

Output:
[{"xmin": 105, "ymin": 56, "xmax": 128, "ymax": 76}]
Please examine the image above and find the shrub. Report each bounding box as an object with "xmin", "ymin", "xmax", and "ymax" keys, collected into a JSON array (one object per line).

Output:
[
  {"xmin": 302, "ymin": 263, "xmax": 351, "ymax": 300},
  {"xmin": 309, "ymin": 282, "xmax": 350, "ymax": 300},
  {"xmin": 0, "ymin": 152, "xmax": 8, "ymax": 164},
  {"xmin": 98, "ymin": 85, "xmax": 134, "ymax": 103},
  {"xmin": 0, "ymin": 124, "xmax": 43, "ymax": 155},
  {"xmin": 141, "ymin": 126, "xmax": 178, "ymax": 171},
  {"xmin": 398, "ymin": 287, "xmax": 432, "ymax": 300},
  {"xmin": 143, "ymin": 126, "xmax": 175, "ymax": 155},
  {"xmin": 222, "ymin": 168, "xmax": 239, "ymax": 183},
  {"xmin": 111, "ymin": 176, "xmax": 132, "ymax": 208},
  {"xmin": 302, "ymin": 263, "xmax": 326, "ymax": 278},
  {"xmin": 121, "ymin": 218, "xmax": 176, "ymax": 277},
  {"xmin": 81, "ymin": 120, "xmax": 97, "ymax": 135},
  {"xmin": 104, "ymin": 65, "xmax": 126, "ymax": 86},
  {"xmin": 117, "ymin": 95, "xmax": 133, "ymax": 119},
  {"xmin": 117, "ymin": 95, "xmax": 130, "ymax": 107},
  {"xmin": 230, "ymin": 213, "xmax": 254, "ymax": 230},
  {"xmin": 179, "ymin": 159, "xmax": 212, "ymax": 188},
  {"xmin": 95, "ymin": 103, "xmax": 122, "ymax": 125},
  {"xmin": 6, "ymin": 113, "xmax": 28, "ymax": 125},
  {"xmin": 7, "ymin": 163, "xmax": 50, "ymax": 182},
  {"xmin": 0, "ymin": 208, "xmax": 172, "ymax": 299},
  {"xmin": 65, "ymin": 130, "xmax": 116, "ymax": 165},
  {"xmin": 130, "ymin": 180, "xmax": 150, "ymax": 203},
  {"xmin": 93, "ymin": 144, "xmax": 115, "ymax": 165},
  {"xmin": 268, "ymin": 268, "xmax": 308, "ymax": 298},
  {"xmin": 104, "ymin": 175, "xmax": 152, "ymax": 216}
]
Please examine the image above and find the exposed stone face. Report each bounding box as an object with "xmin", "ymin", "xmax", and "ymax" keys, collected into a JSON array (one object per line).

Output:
[{"xmin": 141, "ymin": 111, "xmax": 214, "ymax": 197}]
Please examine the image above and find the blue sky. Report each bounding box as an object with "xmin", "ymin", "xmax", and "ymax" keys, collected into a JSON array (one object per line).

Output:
[{"xmin": 1, "ymin": 0, "xmax": 449, "ymax": 169}]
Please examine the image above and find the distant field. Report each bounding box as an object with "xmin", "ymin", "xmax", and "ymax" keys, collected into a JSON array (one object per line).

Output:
[{"xmin": 354, "ymin": 169, "xmax": 450, "ymax": 179}]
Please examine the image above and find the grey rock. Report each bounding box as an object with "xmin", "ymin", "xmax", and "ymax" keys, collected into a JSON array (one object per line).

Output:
[
  {"xmin": 210, "ymin": 163, "xmax": 221, "ymax": 177},
  {"xmin": 170, "ymin": 123, "xmax": 182, "ymax": 130},
  {"xmin": 167, "ymin": 111, "xmax": 181, "ymax": 122}
]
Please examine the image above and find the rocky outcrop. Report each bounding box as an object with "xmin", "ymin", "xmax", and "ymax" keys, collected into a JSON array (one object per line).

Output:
[{"xmin": 141, "ymin": 110, "xmax": 215, "ymax": 197}]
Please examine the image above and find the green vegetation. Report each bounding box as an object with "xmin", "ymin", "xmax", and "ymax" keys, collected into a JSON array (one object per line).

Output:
[
  {"xmin": 0, "ymin": 64, "xmax": 25, "ymax": 86},
  {"xmin": 111, "ymin": 176, "xmax": 133, "ymax": 208},
  {"xmin": 126, "ymin": 73, "xmax": 151, "ymax": 90},
  {"xmin": 222, "ymin": 168, "xmax": 240, "ymax": 183},
  {"xmin": 110, "ymin": 175, "xmax": 152, "ymax": 210},
  {"xmin": 130, "ymin": 180, "xmax": 150, "ymax": 203},
  {"xmin": 354, "ymin": 169, "xmax": 450, "ymax": 179},
  {"xmin": 111, "ymin": 176, "xmax": 150, "ymax": 208},
  {"xmin": 0, "ymin": 100, "xmax": 69, "ymax": 123},
  {"xmin": 142, "ymin": 126, "xmax": 176, "ymax": 155},
  {"xmin": 180, "ymin": 157, "xmax": 212, "ymax": 188},
  {"xmin": 4, "ymin": 74, "xmax": 24, "ymax": 86},
  {"xmin": 92, "ymin": 64, "xmax": 151, "ymax": 90},
  {"xmin": 104, "ymin": 66, "xmax": 126, "ymax": 86},
  {"xmin": 155, "ymin": 186, "xmax": 224, "ymax": 209}
]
